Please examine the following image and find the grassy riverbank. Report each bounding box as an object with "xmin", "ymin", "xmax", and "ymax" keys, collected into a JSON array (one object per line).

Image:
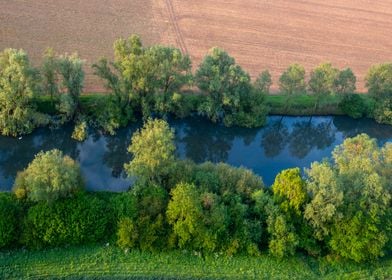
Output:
[
  {"xmin": 1, "ymin": 245, "xmax": 391, "ymax": 279},
  {"xmin": 35, "ymin": 92, "xmax": 374, "ymax": 118}
]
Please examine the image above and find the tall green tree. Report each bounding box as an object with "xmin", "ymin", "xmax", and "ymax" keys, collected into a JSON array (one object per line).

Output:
[
  {"xmin": 41, "ymin": 48, "xmax": 59, "ymax": 104},
  {"xmin": 305, "ymin": 134, "xmax": 391, "ymax": 262},
  {"xmin": 308, "ymin": 62, "xmax": 339, "ymax": 112},
  {"xmin": 365, "ymin": 63, "xmax": 392, "ymax": 100},
  {"xmin": 365, "ymin": 63, "xmax": 392, "ymax": 125},
  {"xmin": 124, "ymin": 118, "xmax": 176, "ymax": 186},
  {"xmin": 196, "ymin": 47, "xmax": 267, "ymax": 127},
  {"xmin": 334, "ymin": 68, "xmax": 356, "ymax": 95},
  {"xmin": 254, "ymin": 70, "xmax": 272, "ymax": 94},
  {"xmin": 279, "ymin": 64, "xmax": 306, "ymax": 113},
  {"xmin": 93, "ymin": 35, "xmax": 191, "ymax": 131},
  {"xmin": 57, "ymin": 53, "xmax": 84, "ymax": 120},
  {"xmin": 0, "ymin": 48, "xmax": 43, "ymax": 136}
]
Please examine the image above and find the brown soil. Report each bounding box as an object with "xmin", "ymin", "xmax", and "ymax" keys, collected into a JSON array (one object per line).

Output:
[
  {"xmin": 1, "ymin": 0, "xmax": 391, "ymax": 92},
  {"xmin": 0, "ymin": 0, "xmax": 173, "ymax": 92},
  {"xmin": 168, "ymin": 0, "xmax": 392, "ymax": 92}
]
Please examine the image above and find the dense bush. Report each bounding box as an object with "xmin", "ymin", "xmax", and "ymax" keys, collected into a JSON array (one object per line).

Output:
[
  {"xmin": 71, "ymin": 120, "xmax": 88, "ymax": 141},
  {"xmin": 373, "ymin": 100, "xmax": 392, "ymax": 125},
  {"xmin": 21, "ymin": 194, "xmax": 112, "ymax": 248},
  {"xmin": 117, "ymin": 184, "xmax": 169, "ymax": 251},
  {"xmin": 13, "ymin": 149, "xmax": 84, "ymax": 202},
  {"xmin": 339, "ymin": 94, "xmax": 368, "ymax": 119},
  {"xmin": 0, "ymin": 193, "xmax": 20, "ymax": 248},
  {"xmin": 196, "ymin": 47, "xmax": 268, "ymax": 128}
]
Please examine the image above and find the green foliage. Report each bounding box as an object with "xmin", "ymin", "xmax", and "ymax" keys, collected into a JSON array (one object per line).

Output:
[
  {"xmin": 118, "ymin": 185, "xmax": 169, "ymax": 251},
  {"xmin": 338, "ymin": 94, "xmax": 368, "ymax": 119},
  {"xmin": 334, "ymin": 68, "xmax": 356, "ymax": 95},
  {"xmin": 0, "ymin": 193, "xmax": 20, "ymax": 248},
  {"xmin": 117, "ymin": 217, "xmax": 138, "ymax": 250},
  {"xmin": 21, "ymin": 194, "xmax": 112, "ymax": 248},
  {"xmin": 0, "ymin": 48, "xmax": 46, "ymax": 136},
  {"xmin": 13, "ymin": 149, "xmax": 84, "ymax": 202},
  {"xmin": 279, "ymin": 64, "xmax": 306, "ymax": 96},
  {"xmin": 93, "ymin": 35, "xmax": 191, "ymax": 133},
  {"xmin": 279, "ymin": 64, "xmax": 306, "ymax": 113},
  {"xmin": 109, "ymin": 192, "xmax": 138, "ymax": 221},
  {"xmin": 196, "ymin": 48, "xmax": 268, "ymax": 127},
  {"xmin": 41, "ymin": 48, "xmax": 59, "ymax": 103},
  {"xmin": 124, "ymin": 118, "xmax": 176, "ymax": 185},
  {"xmin": 167, "ymin": 182, "xmax": 227, "ymax": 253},
  {"xmin": 254, "ymin": 70, "xmax": 272, "ymax": 94},
  {"xmin": 373, "ymin": 99, "xmax": 392, "ymax": 125},
  {"xmin": 365, "ymin": 63, "xmax": 392, "ymax": 100},
  {"xmin": 267, "ymin": 211, "xmax": 299, "ymax": 258},
  {"xmin": 173, "ymin": 162, "xmax": 265, "ymax": 255},
  {"xmin": 57, "ymin": 53, "xmax": 84, "ymax": 121},
  {"xmin": 71, "ymin": 120, "xmax": 88, "ymax": 141},
  {"xmin": 305, "ymin": 134, "xmax": 391, "ymax": 262},
  {"xmin": 272, "ymin": 168, "xmax": 307, "ymax": 214},
  {"xmin": 308, "ymin": 63, "xmax": 339, "ymax": 111}
]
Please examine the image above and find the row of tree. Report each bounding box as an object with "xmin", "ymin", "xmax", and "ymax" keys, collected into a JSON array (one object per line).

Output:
[
  {"xmin": 2, "ymin": 119, "xmax": 391, "ymax": 263},
  {"xmin": 1, "ymin": 35, "xmax": 391, "ymax": 137}
]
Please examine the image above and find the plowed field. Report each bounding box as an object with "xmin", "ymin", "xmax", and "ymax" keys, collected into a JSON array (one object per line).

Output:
[{"xmin": 1, "ymin": 0, "xmax": 391, "ymax": 92}]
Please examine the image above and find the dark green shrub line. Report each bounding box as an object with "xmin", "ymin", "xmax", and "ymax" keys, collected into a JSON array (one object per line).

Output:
[
  {"xmin": 1, "ymin": 37, "xmax": 391, "ymax": 138},
  {"xmin": 2, "ymin": 119, "xmax": 391, "ymax": 265}
]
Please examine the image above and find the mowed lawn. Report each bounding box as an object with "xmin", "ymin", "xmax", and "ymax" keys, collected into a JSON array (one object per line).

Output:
[{"xmin": 1, "ymin": 245, "xmax": 392, "ymax": 279}]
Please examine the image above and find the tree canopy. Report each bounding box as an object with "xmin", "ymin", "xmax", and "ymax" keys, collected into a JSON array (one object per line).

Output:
[
  {"xmin": 196, "ymin": 47, "xmax": 268, "ymax": 127},
  {"xmin": 124, "ymin": 118, "xmax": 176, "ymax": 185},
  {"xmin": 13, "ymin": 149, "xmax": 84, "ymax": 202},
  {"xmin": 0, "ymin": 48, "xmax": 44, "ymax": 136}
]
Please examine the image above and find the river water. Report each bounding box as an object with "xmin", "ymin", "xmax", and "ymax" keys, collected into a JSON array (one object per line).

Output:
[{"xmin": 1, "ymin": 116, "xmax": 391, "ymax": 191}]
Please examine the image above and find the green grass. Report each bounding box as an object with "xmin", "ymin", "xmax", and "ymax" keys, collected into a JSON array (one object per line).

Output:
[
  {"xmin": 34, "ymin": 92, "xmax": 375, "ymax": 118},
  {"xmin": 265, "ymin": 94, "xmax": 374, "ymax": 116},
  {"xmin": 1, "ymin": 245, "xmax": 391, "ymax": 279}
]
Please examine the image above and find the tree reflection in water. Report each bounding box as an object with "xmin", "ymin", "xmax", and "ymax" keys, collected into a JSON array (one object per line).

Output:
[
  {"xmin": 261, "ymin": 120, "xmax": 289, "ymax": 158},
  {"xmin": 0, "ymin": 116, "xmax": 391, "ymax": 191}
]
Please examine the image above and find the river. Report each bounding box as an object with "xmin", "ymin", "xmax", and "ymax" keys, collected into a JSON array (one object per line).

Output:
[{"xmin": 1, "ymin": 116, "xmax": 391, "ymax": 191}]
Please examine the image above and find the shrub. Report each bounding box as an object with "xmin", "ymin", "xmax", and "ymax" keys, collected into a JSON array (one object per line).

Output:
[
  {"xmin": 13, "ymin": 149, "xmax": 84, "ymax": 203},
  {"xmin": 339, "ymin": 94, "xmax": 368, "ymax": 119},
  {"xmin": 21, "ymin": 194, "xmax": 111, "ymax": 248},
  {"xmin": 0, "ymin": 193, "xmax": 20, "ymax": 248},
  {"xmin": 116, "ymin": 185, "xmax": 169, "ymax": 251},
  {"xmin": 71, "ymin": 121, "xmax": 88, "ymax": 141},
  {"xmin": 373, "ymin": 100, "xmax": 392, "ymax": 125},
  {"xmin": 117, "ymin": 217, "xmax": 138, "ymax": 250}
]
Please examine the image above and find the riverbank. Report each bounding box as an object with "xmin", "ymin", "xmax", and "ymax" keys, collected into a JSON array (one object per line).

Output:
[
  {"xmin": 35, "ymin": 92, "xmax": 375, "ymax": 118},
  {"xmin": 1, "ymin": 245, "xmax": 391, "ymax": 279}
]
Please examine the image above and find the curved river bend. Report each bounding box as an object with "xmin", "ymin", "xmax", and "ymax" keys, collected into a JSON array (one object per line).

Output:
[{"xmin": 1, "ymin": 116, "xmax": 391, "ymax": 191}]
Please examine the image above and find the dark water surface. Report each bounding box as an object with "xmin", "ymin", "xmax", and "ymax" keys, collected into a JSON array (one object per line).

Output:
[{"xmin": 1, "ymin": 116, "xmax": 391, "ymax": 191}]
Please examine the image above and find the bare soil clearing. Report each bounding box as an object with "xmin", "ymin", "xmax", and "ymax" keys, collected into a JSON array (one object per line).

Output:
[{"xmin": 1, "ymin": 0, "xmax": 391, "ymax": 92}]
